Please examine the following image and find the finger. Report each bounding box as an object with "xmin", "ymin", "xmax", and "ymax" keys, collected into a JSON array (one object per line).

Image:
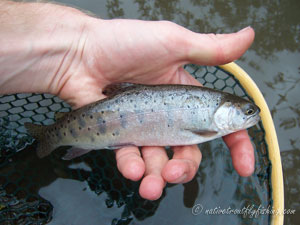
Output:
[
  {"xmin": 139, "ymin": 146, "xmax": 169, "ymax": 200},
  {"xmin": 115, "ymin": 146, "xmax": 145, "ymax": 181},
  {"xmin": 223, "ymin": 130, "xmax": 255, "ymax": 177},
  {"xmin": 178, "ymin": 26, "xmax": 255, "ymax": 65},
  {"xmin": 162, "ymin": 145, "xmax": 201, "ymax": 183}
]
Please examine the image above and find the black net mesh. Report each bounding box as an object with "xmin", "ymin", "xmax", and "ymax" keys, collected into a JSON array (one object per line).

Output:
[{"xmin": 0, "ymin": 65, "xmax": 271, "ymax": 225}]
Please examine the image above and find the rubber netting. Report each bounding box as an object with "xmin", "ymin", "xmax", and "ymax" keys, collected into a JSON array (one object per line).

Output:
[{"xmin": 0, "ymin": 65, "xmax": 271, "ymax": 225}]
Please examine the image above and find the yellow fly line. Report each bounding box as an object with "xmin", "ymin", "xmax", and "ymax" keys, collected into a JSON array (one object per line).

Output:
[{"xmin": 219, "ymin": 62, "xmax": 284, "ymax": 225}]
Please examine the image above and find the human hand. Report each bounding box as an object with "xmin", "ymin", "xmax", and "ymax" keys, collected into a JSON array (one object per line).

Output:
[{"xmin": 0, "ymin": 2, "xmax": 255, "ymax": 200}]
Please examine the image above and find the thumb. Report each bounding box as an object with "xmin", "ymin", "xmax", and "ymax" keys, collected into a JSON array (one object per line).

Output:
[{"xmin": 181, "ymin": 27, "xmax": 255, "ymax": 65}]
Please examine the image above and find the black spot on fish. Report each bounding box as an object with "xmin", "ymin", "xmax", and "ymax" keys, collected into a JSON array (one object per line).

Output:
[
  {"xmin": 151, "ymin": 109, "xmax": 154, "ymax": 112},
  {"xmin": 187, "ymin": 105, "xmax": 190, "ymax": 108},
  {"xmin": 135, "ymin": 110, "xmax": 144, "ymax": 124},
  {"xmin": 70, "ymin": 128, "xmax": 78, "ymax": 138},
  {"xmin": 67, "ymin": 119, "xmax": 70, "ymax": 123},
  {"xmin": 120, "ymin": 114, "xmax": 127, "ymax": 128},
  {"xmin": 134, "ymin": 104, "xmax": 137, "ymax": 108},
  {"xmin": 90, "ymin": 115, "xmax": 93, "ymax": 119},
  {"xmin": 91, "ymin": 137, "xmax": 94, "ymax": 142},
  {"xmin": 101, "ymin": 111, "xmax": 104, "ymax": 114},
  {"xmin": 54, "ymin": 126, "xmax": 57, "ymax": 131},
  {"xmin": 63, "ymin": 132, "xmax": 66, "ymax": 136},
  {"xmin": 82, "ymin": 113, "xmax": 85, "ymax": 117},
  {"xmin": 130, "ymin": 100, "xmax": 133, "ymax": 103},
  {"xmin": 88, "ymin": 127, "xmax": 91, "ymax": 131},
  {"xmin": 79, "ymin": 127, "xmax": 82, "ymax": 130},
  {"xmin": 73, "ymin": 116, "xmax": 76, "ymax": 120},
  {"xmin": 112, "ymin": 133, "xmax": 115, "ymax": 136},
  {"xmin": 56, "ymin": 131, "xmax": 62, "ymax": 140},
  {"xmin": 78, "ymin": 116, "xmax": 86, "ymax": 127},
  {"xmin": 97, "ymin": 117, "xmax": 106, "ymax": 134},
  {"xmin": 115, "ymin": 99, "xmax": 119, "ymax": 104},
  {"xmin": 97, "ymin": 132, "xmax": 100, "ymax": 136},
  {"xmin": 154, "ymin": 100, "xmax": 156, "ymax": 103},
  {"xmin": 145, "ymin": 101, "xmax": 148, "ymax": 104},
  {"xmin": 164, "ymin": 102, "xmax": 167, "ymax": 105}
]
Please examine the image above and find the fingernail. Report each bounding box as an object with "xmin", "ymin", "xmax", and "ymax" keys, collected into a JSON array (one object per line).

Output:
[
  {"xmin": 172, "ymin": 174, "xmax": 187, "ymax": 183},
  {"xmin": 238, "ymin": 26, "xmax": 252, "ymax": 33}
]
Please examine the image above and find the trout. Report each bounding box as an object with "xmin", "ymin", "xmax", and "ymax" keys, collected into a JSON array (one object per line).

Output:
[{"xmin": 25, "ymin": 83, "xmax": 260, "ymax": 160}]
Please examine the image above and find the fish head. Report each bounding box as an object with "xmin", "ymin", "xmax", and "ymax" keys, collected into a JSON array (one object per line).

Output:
[{"xmin": 213, "ymin": 95, "xmax": 261, "ymax": 132}]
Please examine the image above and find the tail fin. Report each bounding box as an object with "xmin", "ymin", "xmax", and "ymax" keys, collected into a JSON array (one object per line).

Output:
[{"xmin": 24, "ymin": 122, "xmax": 56, "ymax": 158}]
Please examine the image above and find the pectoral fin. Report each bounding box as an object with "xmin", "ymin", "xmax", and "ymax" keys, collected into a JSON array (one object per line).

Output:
[
  {"xmin": 62, "ymin": 147, "xmax": 92, "ymax": 160},
  {"xmin": 105, "ymin": 143, "xmax": 136, "ymax": 150},
  {"xmin": 187, "ymin": 129, "xmax": 218, "ymax": 137}
]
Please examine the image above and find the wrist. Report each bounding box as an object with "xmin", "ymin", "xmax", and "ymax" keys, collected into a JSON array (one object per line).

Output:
[{"xmin": 0, "ymin": 1, "xmax": 93, "ymax": 95}]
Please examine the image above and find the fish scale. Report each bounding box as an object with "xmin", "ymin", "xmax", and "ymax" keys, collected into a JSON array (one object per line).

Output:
[{"xmin": 25, "ymin": 83, "xmax": 260, "ymax": 160}]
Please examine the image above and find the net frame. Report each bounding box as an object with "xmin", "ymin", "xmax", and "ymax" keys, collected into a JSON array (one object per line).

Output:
[{"xmin": 219, "ymin": 62, "xmax": 284, "ymax": 225}]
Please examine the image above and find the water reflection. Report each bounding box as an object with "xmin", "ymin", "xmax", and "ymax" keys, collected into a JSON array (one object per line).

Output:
[
  {"xmin": 281, "ymin": 150, "xmax": 300, "ymax": 225},
  {"xmin": 105, "ymin": 0, "xmax": 300, "ymax": 59}
]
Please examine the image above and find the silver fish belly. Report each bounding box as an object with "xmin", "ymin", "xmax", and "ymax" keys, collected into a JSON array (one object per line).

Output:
[{"xmin": 25, "ymin": 83, "xmax": 260, "ymax": 159}]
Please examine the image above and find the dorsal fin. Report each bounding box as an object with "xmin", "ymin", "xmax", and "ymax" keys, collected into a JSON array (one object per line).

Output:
[
  {"xmin": 54, "ymin": 111, "xmax": 68, "ymax": 120},
  {"xmin": 102, "ymin": 83, "xmax": 142, "ymax": 96}
]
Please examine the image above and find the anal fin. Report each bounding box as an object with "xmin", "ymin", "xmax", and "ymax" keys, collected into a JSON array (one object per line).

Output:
[{"xmin": 62, "ymin": 147, "xmax": 92, "ymax": 160}]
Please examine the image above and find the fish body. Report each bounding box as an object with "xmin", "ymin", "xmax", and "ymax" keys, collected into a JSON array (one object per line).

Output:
[{"xmin": 25, "ymin": 83, "xmax": 260, "ymax": 159}]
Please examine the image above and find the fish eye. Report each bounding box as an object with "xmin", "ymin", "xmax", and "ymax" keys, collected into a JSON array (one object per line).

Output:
[
  {"xmin": 245, "ymin": 106, "xmax": 255, "ymax": 116},
  {"xmin": 246, "ymin": 108, "xmax": 254, "ymax": 115},
  {"xmin": 242, "ymin": 103, "xmax": 259, "ymax": 116}
]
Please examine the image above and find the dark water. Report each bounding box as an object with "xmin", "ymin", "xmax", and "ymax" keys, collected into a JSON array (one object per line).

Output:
[{"xmin": 1, "ymin": 0, "xmax": 299, "ymax": 224}]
